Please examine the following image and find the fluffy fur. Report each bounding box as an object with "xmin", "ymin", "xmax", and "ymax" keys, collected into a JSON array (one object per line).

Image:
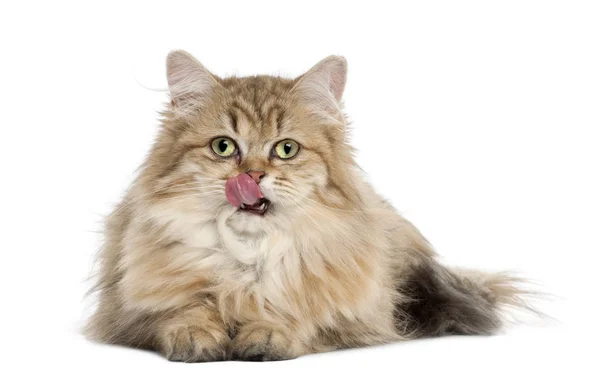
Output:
[{"xmin": 86, "ymin": 51, "xmax": 531, "ymax": 361}]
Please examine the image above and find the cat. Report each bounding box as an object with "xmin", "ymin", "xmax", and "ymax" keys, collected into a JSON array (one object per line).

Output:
[{"xmin": 86, "ymin": 50, "xmax": 532, "ymax": 362}]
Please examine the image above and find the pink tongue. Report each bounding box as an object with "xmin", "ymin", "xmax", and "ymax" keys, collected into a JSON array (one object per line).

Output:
[{"xmin": 225, "ymin": 173, "xmax": 264, "ymax": 208}]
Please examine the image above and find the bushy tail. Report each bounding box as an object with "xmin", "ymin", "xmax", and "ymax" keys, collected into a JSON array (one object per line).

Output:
[{"xmin": 394, "ymin": 258, "xmax": 539, "ymax": 338}]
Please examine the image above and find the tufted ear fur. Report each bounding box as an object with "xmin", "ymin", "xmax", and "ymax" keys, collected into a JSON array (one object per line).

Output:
[
  {"xmin": 166, "ymin": 50, "xmax": 220, "ymax": 114},
  {"xmin": 293, "ymin": 55, "xmax": 347, "ymax": 121}
]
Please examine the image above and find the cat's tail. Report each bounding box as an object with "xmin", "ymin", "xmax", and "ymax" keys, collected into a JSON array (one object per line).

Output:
[{"xmin": 394, "ymin": 257, "xmax": 541, "ymax": 338}]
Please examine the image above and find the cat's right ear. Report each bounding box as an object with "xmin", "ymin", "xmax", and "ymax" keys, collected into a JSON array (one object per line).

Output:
[
  {"xmin": 292, "ymin": 55, "xmax": 348, "ymax": 124},
  {"xmin": 166, "ymin": 50, "xmax": 219, "ymax": 113}
]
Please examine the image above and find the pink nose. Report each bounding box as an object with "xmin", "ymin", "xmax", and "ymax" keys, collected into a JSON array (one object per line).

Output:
[{"xmin": 246, "ymin": 170, "xmax": 265, "ymax": 184}]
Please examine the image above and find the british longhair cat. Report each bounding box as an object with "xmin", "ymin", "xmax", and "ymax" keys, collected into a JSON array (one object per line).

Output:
[{"xmin": 86, "ymin": 51, "xmax": 531, "ymax": 362}]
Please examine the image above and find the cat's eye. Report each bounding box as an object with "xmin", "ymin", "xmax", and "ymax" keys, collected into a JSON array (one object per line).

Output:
[
  {"xmin": 211, "ymin": 137, "xmax": 237, "ymax": 157},
  {"xmin": 273, "ymin": 139, "xmax": 300, "ymax": 159}
]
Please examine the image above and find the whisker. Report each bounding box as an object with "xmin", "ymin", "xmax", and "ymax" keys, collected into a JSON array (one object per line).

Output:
[{"xmin": 276, "ymin": 185, "xmax": 393, "ymax": 215}]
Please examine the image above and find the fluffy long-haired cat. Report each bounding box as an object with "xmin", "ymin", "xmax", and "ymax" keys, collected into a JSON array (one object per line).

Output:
[{"xmin": 86, "ymin": 51, "xmax": 531, "ymax": 362}]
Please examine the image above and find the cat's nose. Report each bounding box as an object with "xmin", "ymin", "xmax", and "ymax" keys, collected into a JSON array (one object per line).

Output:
[{"xmin": 246, "ymin": 170, "xmax": 265, "ymax": 184}]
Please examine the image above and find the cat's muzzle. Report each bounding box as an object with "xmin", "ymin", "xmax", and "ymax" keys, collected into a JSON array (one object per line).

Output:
[{"xmin": 239, "ymin": 198, "xmax": 270, "ymax": 216}]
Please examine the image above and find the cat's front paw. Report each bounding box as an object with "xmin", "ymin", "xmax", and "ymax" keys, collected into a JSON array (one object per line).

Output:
[
  {"xmin": 229, "ymin": 324, "xmax": 299, "ymax": 361},
  {"xmin": 160, "ymin": 325, "xmax": 229, "ymax": 363}
]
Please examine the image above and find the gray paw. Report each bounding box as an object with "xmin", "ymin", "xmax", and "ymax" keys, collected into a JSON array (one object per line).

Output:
[
  {"xmin": 162, "ymin": 325, "xmax": 228, "ymax": 363},
  {"xmin": 228, "ymin": 325, "xmax": 297, "ymax": 362}
]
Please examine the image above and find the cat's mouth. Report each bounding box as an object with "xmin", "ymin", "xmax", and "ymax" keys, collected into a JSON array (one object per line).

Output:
[
  {"xmin": 239, "ymin": 198, "xmax": 270, "ymax": 216},
  {"xmin": 225, "ymin": 173, "xmax": 270, "ymax": 215}
]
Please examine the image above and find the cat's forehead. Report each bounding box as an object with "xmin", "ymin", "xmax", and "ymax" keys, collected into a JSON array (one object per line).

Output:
[
  {"xmin": 221, "ymin": 75, "xmax": 295, "ymax": 96},
  {"xmin": 219, "ymin": 76, "xmax": 297, "ymax": 140}
]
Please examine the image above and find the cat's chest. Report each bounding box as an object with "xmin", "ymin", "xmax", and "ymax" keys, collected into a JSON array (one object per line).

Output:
[
  {"xmin": 185, "ymin": 217, "xmax": 298, "ymax": 290},
  {"xmin": 215, "ymin": 224, "xmax": 304, "ymax": 320},
  {"xmin": 219, "ymin": 222, "xmax": 296, "ymax": 281}
]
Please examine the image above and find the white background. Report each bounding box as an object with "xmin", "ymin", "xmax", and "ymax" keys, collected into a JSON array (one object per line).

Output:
[{"xmin": 1, "ymin": 1, "xmax": 598, "ymax": 389}]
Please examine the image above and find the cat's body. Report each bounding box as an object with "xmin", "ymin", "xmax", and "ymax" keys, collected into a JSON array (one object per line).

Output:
[{"xmin": 86, "ymin": 51, "xmax": 527, "ymax": 361}]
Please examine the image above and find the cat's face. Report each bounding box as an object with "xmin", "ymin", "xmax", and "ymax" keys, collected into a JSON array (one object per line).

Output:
[{"xmin": 146, "ymin": 51, "xmax": 359, "ymax": 230}]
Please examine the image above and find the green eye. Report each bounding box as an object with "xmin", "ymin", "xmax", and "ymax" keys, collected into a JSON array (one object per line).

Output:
[
  {"xmin": 211, "ymin": 137, "xmax": 237, "ymax": 157},
  {"xmin": 274, "ymin": 139, "xmax": 300, "ymax": 159}
]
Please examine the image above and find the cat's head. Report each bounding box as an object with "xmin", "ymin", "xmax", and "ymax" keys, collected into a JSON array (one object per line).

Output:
[{"xmin": 140, "ymin": 51, "xmax": 362, "ymax": 231}]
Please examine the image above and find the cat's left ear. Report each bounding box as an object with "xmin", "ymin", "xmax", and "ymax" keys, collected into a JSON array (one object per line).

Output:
[
  {"xmin": 166, "ymin": 50, "xmax": 220, "ymax": 114},
  {"xmin": 293, "ymin": 56, "xmax": 347, "ymax": 120}
]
